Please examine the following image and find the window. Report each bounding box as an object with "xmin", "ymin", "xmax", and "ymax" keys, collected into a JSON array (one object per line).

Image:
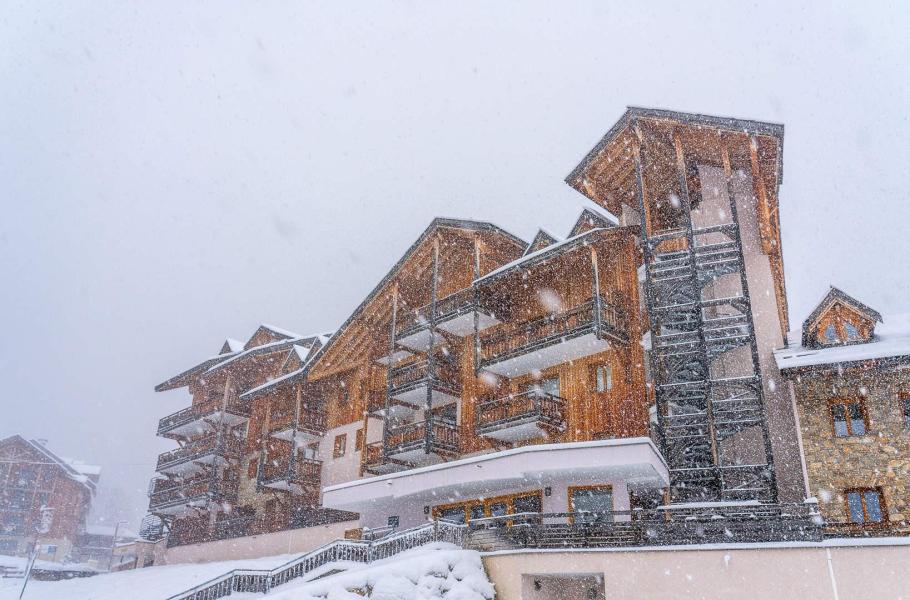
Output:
[
  {"xmin": 846, "ymin": 488, "xmax": 886, "ymax": 525},
  {"xmin": 570, "ymin": 486, "xmax": 614, "ymax": 523},
  {"xmin": 844, "ymin": 322, "xmax": 859, "ymax": 340},
  {"xmin": 830, "ymin": 399, "xmax": 867, "ymax": 437},
  {"xmin": 594, "ymin": 364, "xmax": 613, "ymax": 392},
  {"xmin": 824, "ymin": 324, "xmax": 838, "ymax": 343},
  {"xmin": 355, "ymin": 429, "xmax": 364, "ymax": 452},
  {"xmin": 387, "ymin": 516, "xmax": 399, "ymax": 529},
  {"xmin": 333, "ymin": 434, "xmax": 347, "ymax": 458},
  {"xmin": 527, "ymin": 376, "xmax": 559, "ymax": 397},
  {"xmin": 247, "ymin": 459, "xmax": 258, "ymax": 479},
  {"xmin": 44, "ymin": 544, "xmax": 57, "ymax": 556}
]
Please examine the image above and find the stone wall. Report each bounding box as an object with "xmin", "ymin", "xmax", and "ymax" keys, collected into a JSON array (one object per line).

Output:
[{"xmin": 791, "ymin": 367, "xmax": 910, "ymax": 531}]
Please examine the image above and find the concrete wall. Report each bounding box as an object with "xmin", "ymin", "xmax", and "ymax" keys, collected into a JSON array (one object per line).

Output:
[
  {"xmin": 320, "ymin": 422, "xmax": 365, "ymax": 489},
  {"xmin": 484, "ymin": 541, "xmax": 910, "ymax": 599},
  {"xmin": 161, "ymin": 520, "xmax": 355, "ymax": 565}
]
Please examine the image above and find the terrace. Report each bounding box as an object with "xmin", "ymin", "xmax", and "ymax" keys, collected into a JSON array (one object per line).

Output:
[
  {"xmin": 476, "ymin": 389, "xmax": 566, "ymax": 443},
  {"xmin": 259, "ymin": 453, "xmax": 322, "ymax": 495},
  {"xmin": 155, "ymin": 432, "xmax": 244, "ymax": 475},
  {"xmin": 157, "ymin": 397, "xmax": 250, "ymax": 439}
]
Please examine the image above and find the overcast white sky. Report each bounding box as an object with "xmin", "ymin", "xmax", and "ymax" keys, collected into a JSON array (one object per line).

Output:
[{"xmin": 2, "ymin": 1, "xmax": 909, "ymax": 527}]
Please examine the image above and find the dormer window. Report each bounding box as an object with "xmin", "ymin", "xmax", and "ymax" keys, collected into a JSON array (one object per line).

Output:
[{"xmin": 801, "ymin": 287, "xmax": 882, "ymax": 349}]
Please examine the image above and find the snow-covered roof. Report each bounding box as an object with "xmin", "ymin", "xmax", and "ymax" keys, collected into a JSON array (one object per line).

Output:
[
  {"xmin": 258, "ymin": 323, "xmax": 304, "ymax": 340},
  {"xmin": 62, "ymin": 458, "xmax": 101, "ymax": 478},
  {"xmin": 225, "ymin": 338, "xmax": 244, "ymax": 353},
  {"xmin": 776, "ymin": 313, "xmax": 910, "ymax": 373},
  {"xmin": 0, "ymin": 436, "xmax": 99, "ymax": 495},
  {"xmin": 475, "ymin": 227, "xmax": 610, "ymax": 284}
]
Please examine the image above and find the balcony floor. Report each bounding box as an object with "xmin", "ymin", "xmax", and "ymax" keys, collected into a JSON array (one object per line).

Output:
[
  {"xmin": 150, "ymin": 494, "xmax": 210, "ymax": 516},
  {"xmin": 158, "ymin": 453, "xmax": 229, "ymax": 476},
  {"xmin": 397, "ymin": 329, "xmax": 446, "ymax": 352},
  {"xmin": 436, "ymin": 311, "xmax": 499, "ymax": 337},
  {"xmin": 162, "ymin": 409, "xmax": 247, "ymax": 438},
  {"xmin": 482, "ymin": 331, "xmax": 611, "ymax": 377},
  {"xmin": 386, "ymin": 445, "xmax": 450, "ymax": 466},
  {"xmin": 392, "ymin": 383, "xmax": 459, "ymax": 409},
  {"xmin": 479, "ymin": 420, "xmax": 554, "ymax": 443},
  {"xmin": 271, "ymin": 426, "xmax": 323, "ymax": 445}
]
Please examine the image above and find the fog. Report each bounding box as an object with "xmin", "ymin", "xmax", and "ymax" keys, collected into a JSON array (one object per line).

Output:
[{"xmin": 2, "ymin": 1, "xmax": 909, "ymax": 528}]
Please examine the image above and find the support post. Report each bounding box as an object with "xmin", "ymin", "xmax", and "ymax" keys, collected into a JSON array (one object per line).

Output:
[
  {"xmin": 383, "ymin": 283, "xmax": 399, "ymax": 459},
  {"xmin": 590, "ymin": 246, "xmax": 602, "ymax": 337},
  {"xmin": 425, "ymin": 238, "xmax": 440, "ymax": 455}
]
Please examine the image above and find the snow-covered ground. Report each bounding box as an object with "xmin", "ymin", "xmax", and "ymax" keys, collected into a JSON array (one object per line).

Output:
[
  {"xmin": 0, "ymin": 551, "xmax": 296, "ymax": 600},
  {"xmin": 0, "ymin": 543, "xmax": 493, "ymax": 600}
]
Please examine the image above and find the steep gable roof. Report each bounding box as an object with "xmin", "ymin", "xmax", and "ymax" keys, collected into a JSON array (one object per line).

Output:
[
  {"xmin": 0, "ymin": 436, "xmax": 98, "ymax": 494},
  {"xmin": 220, "ymin": 338, "xmax": 244, "ymax": 354},
  {"xmin": 305, "ymin": 217, "xmax": 525, "ymax": 380},
  {"xmin": 568, "ymin": 208, "xmax": 617, "ymax": 237},
  {"xmin": 801, "ymin": 286, "xmax": 883, "ymax": 347},
  {"xmin": 523, "ymin": 229, "xmax": 560, "ymax": 256}
]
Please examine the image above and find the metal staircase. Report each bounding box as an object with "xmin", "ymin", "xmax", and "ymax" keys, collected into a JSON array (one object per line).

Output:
[{"xmin": 638, "ymin": 157, "xmax": 777, "ymax": 504}]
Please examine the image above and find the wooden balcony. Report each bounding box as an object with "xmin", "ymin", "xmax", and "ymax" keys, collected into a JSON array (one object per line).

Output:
[
  {"xmin": 259, "ymin": 453, "xmax": 322, "ymax": 495},
  {"xmin": 384, "ymin": 418, "xmax": 460, "ymax": 466},
  {"xmin": 268, "ymin": 409, "xmax": 327, "ymax": 445},
  {"xmin": 155, "ymin": 433, "xmax": 244, "ymax": 475},
  {"xmin": 147, "ymin": 475, "xmax": 237, "ymax": 515},
  {"xmin": 366, "ymin": 390, "xmax": 415, "ymax": 420},
  {"xmin": 157, "ymin": 398, "xmax": 250, "ymax": 439},
  {"xmin": 362, "ymin": 441, "xmax": 409, "ymax": 475},
  {"xmin": 388, "ymin": 358, "xmax": 461, "ymax": 409},
  {"xmin": 476, "ymin": 390, "xmax": 566, "ymax": 443},
  {"xmin": 395, "ymin": 289, "xmax": 500, "ymax": 351},
  {"xmin": 478, "ymin": 296, "xmax": 628, "ymax": 377}
]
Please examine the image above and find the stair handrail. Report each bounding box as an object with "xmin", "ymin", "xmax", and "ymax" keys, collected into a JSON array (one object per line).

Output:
[{"xmin": 166, "ymin": 520, "xmax": 467, "ymax": 600}]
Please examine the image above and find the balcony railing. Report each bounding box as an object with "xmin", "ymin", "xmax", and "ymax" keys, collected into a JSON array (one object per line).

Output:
[
  {"xmin": 385, "ymin": 418, "xmax": 460, "ymax": 456},
  {"xmin": 157, "ymin": 397, "xmax": 251, "ymax": 437},
  {"xmin": 268, "ymin": 408, "xmax": 328, "ymax": 436},
  {"xmin": 395, "ymin": 289, "xmax": 477, "ymax": 339},
  {"xmin": 389, "ymin": 358, "xmax": 461, "ymax": 395},
  {"xmin": 260, "ymin": 453, "xmax": 322, "ymax": 489},
  {"xmin": 479, "ymin": 296, "xmax": 627, "ymax": 368},
  {"xmin": 156, "ymin": 433, "xmax": 243, "ymax": 472},
  {"xmin": 476, "ymin": 390, "xmax": 566, "ymax": 436},
  {"xmin": 148, "ymin": 475, "xmax": 237, "ymax": 512}
]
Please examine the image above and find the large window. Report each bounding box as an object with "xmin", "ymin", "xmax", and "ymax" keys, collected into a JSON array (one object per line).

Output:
[
  {"xmin": 830, "ymin": 399, "xmax": 867, "ymax": 437},
  {"xmin": 846, "ymin": 488, "xmax": 886, "ymax": 525},
  {"xmin": 569, "ymin": 485, "xmax": 613, "ymax": 523},
  {"xmin": 434, "ymin": 491, "xmax": 542, "ymax": 525}
]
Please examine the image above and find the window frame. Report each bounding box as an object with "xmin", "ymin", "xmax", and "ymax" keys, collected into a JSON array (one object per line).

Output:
[
  {"xmin": 354, "ymin": 428, "xmax": 364, "ymax": 452},
  {"xmin": 333, "ymin": 433, "xmax": 347, "ymax": 459},
  {"xmin": 568, "ymin": 484, "xmax": 614, "ymax": 524},
  {"xmin": 828, "ymin": 397, "xmax": 869, "ymax": 438},
  {"xmin": 844, "ymin": 487, "xmax": 888, "ymax": 526}
]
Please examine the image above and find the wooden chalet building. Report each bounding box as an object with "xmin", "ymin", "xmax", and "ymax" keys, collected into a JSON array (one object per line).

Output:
[
  {"xmin": 0, "ymin": 436, "xmax": 99, "ymax": 561},
  {"xmin": 776, "ymin": 287, "xmax": 910, "ymax": 536},
  {"xmin": 151, "ymin": 108, "xmax": 815, "ymax": 550}
]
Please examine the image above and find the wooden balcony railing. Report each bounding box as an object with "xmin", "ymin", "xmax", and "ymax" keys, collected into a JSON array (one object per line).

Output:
[
  {"xmin": 479, "ymin": 296, "xmax": 627, "ymax": 367},
  {"xmin": 363, "ymin": 441, "xmax": 384, "ymax": 467},
  {"xmin": 157, "ymin": 397, "xmax": 251, "ymax": 436},
  {"xmin": 148, "ymin": 475, "xmax": 237, "ymax": 511},
  {"xmin": 476, "ymin": 390, "xmax": 566, "ymax": 433},
  {"xmin": 156, "ymin": 433, "xmax": 243, "ymax": 472},
  {"xmin": 389, "ymin": 358, "xmax": 461, "ymax": 394},
  {"xmin": 386, "ymin": 418, "xmax": 460, "ymax": 455},
  {"xmin": 260, "ymin": 453, "xmax": 322, "ymax": 487}
]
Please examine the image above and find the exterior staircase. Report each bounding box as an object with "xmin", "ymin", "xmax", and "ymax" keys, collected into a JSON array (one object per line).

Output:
[{"xmin": 167, "ymin": 521, "xmax": 466, "ymax": 600}]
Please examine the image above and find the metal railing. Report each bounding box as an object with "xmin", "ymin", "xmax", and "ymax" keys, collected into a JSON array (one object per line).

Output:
[
  {"xmin": 479, "ymin": 296, "xmax": 627, "ymax": 366},
  {"xmin": 395, "ymin": 288, "xmax": 477, "ymax": 338},
  {"xmin": 148, "ymin": 476, "xmax": 237, "ymax": 511},
  {"xmin": 158, "ymin": 398, "xmax": 251, "ymax": 436},
  {"xmin": 476, "ymin": 390, "xmax": 566, "ymax": 433},
  {"xmin": 389, "ymin": 357, "xmax": 460, "ymax": 393},
  {"xmin": 156, "ymin": 433, "xmax": 244, "ymax": 472},
  {"xmin": 260, "ymin": 454, "xmax": 322, "ymax": 487},
  {"xmin": 268, "ymin": 409, "xmax": 327, "ymax": 436},
  {"xmin": 166, "ymin": 520, "xmax": 466, "ymax": 600},
  {"xmin": 386, "ymin": 418, "xmax": 460, "ymax": 454}
]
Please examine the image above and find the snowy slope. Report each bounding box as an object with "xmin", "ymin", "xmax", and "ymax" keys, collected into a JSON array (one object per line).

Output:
[
  {"xmin": 232, "ymin": 543, "xmax": 493, "ymax": 600},
  {"xmin": 0, "ymin": 543, "xmax": 493, "ymax": 600},
  {"xmin": 0, "ymin": 552, "xmax": 297, "ymax": 600}
]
